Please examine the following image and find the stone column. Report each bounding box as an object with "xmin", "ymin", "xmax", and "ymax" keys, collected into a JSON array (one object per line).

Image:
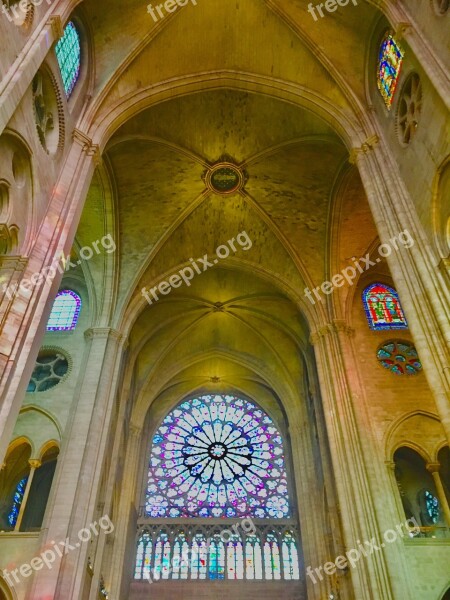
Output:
[
  {"xmin": 288, "ymin": 418, "xmax": 331, "ymax": 599},
  {"xmin": 384, "ymin": 461, "xmax": 409, "ymax": 525},
  {"xmin": 15, "ymin": 459, "xmax": 41, "ymax": 531},
  {"xmin": 0, "ymin": 16, "xmax": 64, "ymax": 135},
  {"xmin": 352, "ymin": 140, "xmax": 450, "ymax": 443},
  {"xmin": 311, "ymin": 321, "xmax": 412, "ymax": 600},
  {"xmin": 426, "ymin": 463, "xmax": 450, "ymax": 527},
  {"xmin": 108, "ymin": 424, "xmax": 143, "ymax": 600},
  {"xmin": 26, "ymin": 327, "xmax": 125, "ymax": 600},
  {"xmin": 0, "ymin": 131, "xmax": 100, "ymax": 462}
]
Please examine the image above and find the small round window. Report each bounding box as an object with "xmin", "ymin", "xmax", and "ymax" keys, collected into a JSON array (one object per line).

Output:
[
  {"xmin": 376, "ymin": 341, "xmax": 422, "ymax": 376},
  {"xmin": 27, "ymin": 350, "xmax": 69, "ymax": 392}
]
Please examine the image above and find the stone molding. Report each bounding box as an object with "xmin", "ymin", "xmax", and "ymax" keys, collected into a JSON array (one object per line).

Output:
[
  {"xmin": 72, "ymin": 129, "xmax": 101, "ymax": 166},
  {"xmin": 349, "ymin": 135, "xmax": 379, "ymax": 165},
  {"xmin": 310, "ymin": 320, "xmax": 355, "ymax": 345}
]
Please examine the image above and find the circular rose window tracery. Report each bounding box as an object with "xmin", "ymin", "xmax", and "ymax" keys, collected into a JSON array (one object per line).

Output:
[
  {"xmin": 146, "ymin": 394, "xmax": 290, "ymax": 519},
  {"xmin": 376, "ymin": 341, "xmax": 422, "ymax": 376}
]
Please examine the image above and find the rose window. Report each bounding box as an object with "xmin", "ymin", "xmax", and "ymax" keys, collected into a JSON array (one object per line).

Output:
[
  {"xmin": 146, "ymin": 394, "xmax": 290, "ymax": 519},
  {"xmin": 376, "ymin": 341, "xmax": 422, "ymax": 376}
]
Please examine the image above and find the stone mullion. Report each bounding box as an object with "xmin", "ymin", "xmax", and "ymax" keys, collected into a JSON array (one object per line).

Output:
[
  {"xmin": 289, "ymin": 420, "xmax": 329, "ymax": 599},
  {"xmin": 26, "ymin": 328, "xmax": 123, "ymax": 600},
  {"xmin": 312, "ymin": 325, "xmax": 395, "ymax": 600},
  {"xmin": 0, "ymin": 134, "xmax": 100, "ymax": 462},
  {"xmin": 14, "ymin": 458, "xmax": 41, "ymax": 531},
  {"xmin": 108, "ymin": 425, "xmax": 143, "ymax": 598},
  {"xmin": 426, "ymin": 464, "xmax": 450, "ymax": 527},
  {"xmin": 354, "ymin": 145, "xmax": 450, "ymax": 443}
]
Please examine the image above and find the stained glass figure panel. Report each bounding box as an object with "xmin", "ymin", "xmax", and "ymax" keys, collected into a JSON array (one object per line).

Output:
[
  {"xmin": 377, "ymin": 34, "xmax": 404, "ymax": 109},
  {"xmin": 146, "ymin": 394, "xmax": 290, "ymax": 519},
  {"xmin": 363, "ymin": 283, "xmax": 407, "ymax": 330},
  {"xmin": 55, "ymin": 21, "xmax": 81, "ymax": 98},
  {"xmin": 46, "ymin": 290, "xmax": 81, "ymax": 331}
]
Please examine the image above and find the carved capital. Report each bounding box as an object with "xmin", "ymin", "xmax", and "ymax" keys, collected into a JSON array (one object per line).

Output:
[
  {"xmin": 84, "ymin": 327, "xmax": 122, "ymax": 342},
  {"xmin": 395, "ymin": 22, "xmax": 412, "ymax": 40},
  {"xmin": 72, "ymin": 129, "xmax": 101, "ymax": 166},
  {"xmin": 48, "ymin": 15, "xmax": 64, "ymax": 40},
  {"xmin": 29, "ymin": 459, "xmax": 42, "ymax": 469},
  {"xmin": 349, "ymin": 135, "xmax": 379, "ymax": 165},
  {"xmin": 426, "ymin": 463, "xmax": 441, "ymax": 474},
  {"xmin": 309, "ymin": 321, "xmax": 354, "ymax": 344},
  {"xmin": 129, "ymin": 423, "xmax": 143, "ymax": 439}
]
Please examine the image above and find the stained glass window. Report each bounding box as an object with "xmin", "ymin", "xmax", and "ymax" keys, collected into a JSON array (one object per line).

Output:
[
  {"xmin": 377, "ymin": 33, "xmax": 404, "ymax": 109},
  {"xmin": 264, "ymin": 532, "xmax": 281, "ymax": 579},
  {"xmin": 376, "ymin": 341, "xmax": 422, "ymax": 376},
  {"xmin": 282, "ymin": 531, "xmax": 300, "ymax": 580},
  {"xmin": 363, "ymin": 283, "xmax": 407, "ymax": 330},
  {"xmin": 146, "ymin": 394, "xmax": 290, "ymax": 519},
  {"xmin": 227, "ymin": 534, "xmax": 244, "ymax": 579},
  {"xmin": 245, "ymin": 535, "xmax": 263, "ymax": 579},
  {"xmin": 209, "ymin": 535, "xmax": 225, "ymax": 579},
  {"xmin": 425, "ymin": 491, "xmax": 440, "ymax": 524},
  {"xmin": 191, "ymin": 533, "xmax": 208, "ymax": 579},
  {"xmin": 55, "ymin": 21, "xmax": 81, "ymax": 98},
  {"xmin": 46, "ymin": 290, "xmax": 81, "ymax": 331},
  {"xmin": 134, "ymin": 526, "xmax": 300, "ymax": 582},
  {"xmin": 27, "ymin": 351, "xmax": 69, "ymax": 392},
  {"xmin": 7, "ymin": 476, "xmax": 28, "ymax": 528},
  {"xmin": 134, "ymin": 533, "xmax": 152, "ymax": 580}
]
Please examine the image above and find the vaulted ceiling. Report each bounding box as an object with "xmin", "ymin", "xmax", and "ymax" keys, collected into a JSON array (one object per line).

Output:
[{"xmin": 74, "ymin": 0, "xmax": 383, "ymax": 422}]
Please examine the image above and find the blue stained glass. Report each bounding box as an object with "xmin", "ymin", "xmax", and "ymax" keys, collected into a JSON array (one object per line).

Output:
[
  {"xmin": 425, "ymin": 490, "xmax": 440, "ymax": 524},
  {"xmin": 377, "ymin": 34, "xmax": 404, "ymax": 109},
  {"xmin": 146, "ymin": 394, "xmax": 290, "ymax": 518},
  {"xmin": 7, "ymin": 476, "xmax": 28, "ymax": 527},
  {"xmin": 46, "ymin": 290, "xmax": 81, "ymax": 331},
  {"xmin": 55, "ymin": 21, "xmax": 81, "ymax": 98}
]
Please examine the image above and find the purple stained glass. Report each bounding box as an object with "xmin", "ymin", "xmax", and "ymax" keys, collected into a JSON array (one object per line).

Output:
[
  {"xmin": 46, "ymin": 290, "xmax": 81, "ymax": 331},
  {"xmin": 146, "ymin": 394, "xmax": 290, "ymax": 519}
]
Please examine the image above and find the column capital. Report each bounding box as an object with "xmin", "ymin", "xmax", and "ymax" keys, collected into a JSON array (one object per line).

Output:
[
  {"xmin": 426, "ymin": 463, "xmax": 441, "ymax": 474},
  {"xmin": 348, "ymin": 135, "xmax": 379, "ymax": 164},
  {"xmin": 84, "ymin": 327, "xmax": 122, "ymax": 342},
  {"xmin": 29, "ymin": 459, "xmax": 42, "ymax": 469},
  {"xmin": 129, "ymin": 423, "xmax": 143, "ymax": 439},
  {"xmin": 310, "ymin": 321, "xmax": 354, "ymax": 345},
  {"xmin": 47, "ymin": 15, "xmax": 64, "ymax": 41},
  {"xmin": 72, "ymin": 129, "xmax": 101, "ymax": 166},
  {"xmin": 384, "ymin": 460, "xmax": 396, "ymax": 471},
  {"xmin": 395, "ymin": 22, "xmax": 412, "ymax": 41}
]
